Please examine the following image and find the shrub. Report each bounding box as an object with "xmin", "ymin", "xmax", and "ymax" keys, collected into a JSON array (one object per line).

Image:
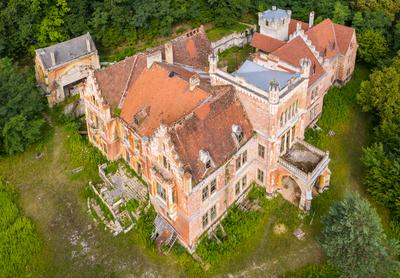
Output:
[{"xmin": 0, "ymin": 178, "xmax": 42, "ymax": 277}]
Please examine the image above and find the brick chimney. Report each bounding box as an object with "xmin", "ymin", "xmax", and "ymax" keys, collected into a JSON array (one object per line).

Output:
[{"xmin": 165, "ymin": 42, "xmax": 173, "ymax": 64}]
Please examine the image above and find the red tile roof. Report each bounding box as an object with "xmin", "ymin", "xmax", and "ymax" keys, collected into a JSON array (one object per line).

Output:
[
  {"xmin": 251, "ymin": 32, "xmax": 285, "ymax": 53},
  {"xmin": 94, "ymin": 55, "xmax": 146, "ymax": 108},
  {"xmin": 305, "ymin": 19, "xmax": 339, "ymax": 59},
  {"xmin": 120, "ymin": 63, "xmax": 210, "ymax": 137},
  {"xmin": 289, "ymin": 19, "xmax": 309, "ymax": 36},
  {"xmin": 271, "ymin": 36, "xmax": 325, "ymax": 86},
  {"xmin": 169, "ymin": 86, "xmax": 253, "ymax": 183},
  {"xmin": 333, "ymin": 23, "xmax": 355, "ymax": 54},
  {"xmin": 169, "ymin": 26, "xmax": 212, "ymax": 70}
]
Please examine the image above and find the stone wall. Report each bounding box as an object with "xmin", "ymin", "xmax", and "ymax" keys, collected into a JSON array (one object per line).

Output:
[{"xmin": 211, "ymin": 25, "xmax": 256, "ymax": 54}]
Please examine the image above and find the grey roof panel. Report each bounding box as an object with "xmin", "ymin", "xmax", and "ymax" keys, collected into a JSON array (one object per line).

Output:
[
  {"xmin": 36, "ymin": 33, "xmax": 96, "ymax": 70},
  {"xmin": 234, "ymin": 60, "xmax": 299, "ymax": 92},
  {"xmin": 260, "ymin": 8, "xmax": 289, "ymax": 21}
]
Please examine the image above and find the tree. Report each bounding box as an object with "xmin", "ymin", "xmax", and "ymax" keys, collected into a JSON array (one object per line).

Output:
[
  {"xmin": 332, "ymin": 1, "xmax": 350, "ymax": 24},
  {"xmin": 37, "ymin": 0, "xmax": 70, "ymax": 45},
  {"xmin": 2, "ymin": 115, "xmax": 44, "ymax": 155},
  {"xmin": 357, "ymin": 53, "xmax": 400, "ymax": 121},
  {"xmin": 322, "ymin": 192, "xmax": 400, "ymax": 277},
  {"xmin": 0, "ymin": 58, "xmax": 46, "ymax": 154},
  {"xmin": 357, "ymin": 29, "xmax": 389, "ymax": 65}
]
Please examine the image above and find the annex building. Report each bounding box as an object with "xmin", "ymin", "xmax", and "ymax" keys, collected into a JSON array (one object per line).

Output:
[{"xmin": 35, "ymin": 7, "xmax": 357, "ymax": 251}]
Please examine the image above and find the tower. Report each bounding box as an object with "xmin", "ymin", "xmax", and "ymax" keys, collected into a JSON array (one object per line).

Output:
[{"xmin": 258, "ymin": 6, "xmax": 292, "ymax": 41}]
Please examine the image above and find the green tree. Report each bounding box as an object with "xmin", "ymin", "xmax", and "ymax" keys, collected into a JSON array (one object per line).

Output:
[
  {"xmin": 0, "ymin": 58, "xmax": 46, "ymax": 154},
  {"xmin": 2, "ymin": 115, "xmax": 44, "ymax": 155},
  {"xmin": 332, "ymin": 1, "xmax": 350, "ymax": 24},
  {"xmin": 357, "ymin": 54, "xmax": 400, "ymax": 120},
  {"xmin": 37, "ymin": 0, "xmax": 71, "ymax": 45},
  {"xmin": 357, "ymin": 29, "xmax": 389, "ymax": 65},
  {"xmin": 322, "ymin": 192, "xmax": 400, "ymax": 277}
]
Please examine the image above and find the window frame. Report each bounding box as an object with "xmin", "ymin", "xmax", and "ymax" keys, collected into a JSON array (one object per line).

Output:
[{"xmin": 157, "ymin": 183, "xmax": 167, "ymax": 202}]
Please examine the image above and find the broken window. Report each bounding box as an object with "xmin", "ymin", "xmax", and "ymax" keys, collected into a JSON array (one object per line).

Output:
[
  {"xmin": 258, "ymin": 144, "xmax": 265, "ymax": 159},
  {"xmin": 235, "ymin": 181, "xmax": 241, "ymax": 196},
  {"xmin": 210, "ymin": 205, "xmax": 217, "ymax": 221},
  {"xmin": 202, "ymin": 186, "xmax": 209, "ymax": 201},
  {"xmin": 157, "ymin": 183, "xmax": 166, "ymax": 202},
  {"xmin": 202, "ymin": 213, "xmax": 209, "ymax": 229},
  {"xmin": 210, "ymin": 179, "xmax": 217, "ymax": 195},
  {"xmin": 257, "ymin": 169, "xmax": 264, "ymax": 183}
]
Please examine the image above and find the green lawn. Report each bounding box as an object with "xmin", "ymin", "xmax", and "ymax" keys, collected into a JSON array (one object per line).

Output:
[
  {"xmin": 206, "ymin": 23, "xmax": 249, "ymax": 42},
  {"xmin": 218, "ymin": 45, "xmax": 254, "ymax": 72}
]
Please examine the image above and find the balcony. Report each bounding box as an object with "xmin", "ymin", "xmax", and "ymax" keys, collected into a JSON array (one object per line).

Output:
[{"xmin": 278, "ymin": 139, "xmax": 330, "ymax": 186}]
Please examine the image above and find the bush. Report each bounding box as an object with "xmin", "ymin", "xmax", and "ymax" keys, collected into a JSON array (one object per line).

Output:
[{"xmin": 0, "ymin": 178, "xmax": 42, "ymax": 277}]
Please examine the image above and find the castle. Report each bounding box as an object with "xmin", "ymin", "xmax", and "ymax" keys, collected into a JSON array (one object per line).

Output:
[{"xmin": 35, "ymin": 7, "xmax": 357, "ymax": 251}]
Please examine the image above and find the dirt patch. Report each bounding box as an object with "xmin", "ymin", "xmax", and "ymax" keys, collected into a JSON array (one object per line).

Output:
[{"xmin": 273, "ymin": 223, "xmax": 287, "ymax": 235}]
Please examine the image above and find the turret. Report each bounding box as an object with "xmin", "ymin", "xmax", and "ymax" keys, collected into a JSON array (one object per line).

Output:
[
  {"xmin": 258, "ymin": 7, "xmax": 291, "ymax": 41},
  {"xmin": 269, "ymin": 80, "xmax": 280, "ymax": 104},
  {"xmin": 300, "ymin": 58, "xmax": 311, "ymax": 78},
  {"xmin": 208, "ymin": 53, "xmax": 219, "ymax": 74}
]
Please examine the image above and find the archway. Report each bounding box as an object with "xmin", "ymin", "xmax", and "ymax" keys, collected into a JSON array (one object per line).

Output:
[{"xmin": 280, "ymin": 175, "xmax": 302, "ymax": 207}]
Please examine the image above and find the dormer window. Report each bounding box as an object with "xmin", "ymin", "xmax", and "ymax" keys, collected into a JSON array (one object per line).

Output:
[
  {"xmin": 199, "ymin": 149, "xmax": 212, "ymax": 169},
  {"xmin": 232, "ymin": 124, "xmax": 244, "ymax": 143}
]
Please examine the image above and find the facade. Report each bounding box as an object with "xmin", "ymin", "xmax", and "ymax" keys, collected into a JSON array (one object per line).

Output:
[
  {"xmin": 251, "ymin": 6, "xmax": 358, "ymax": 126},
  {"xmin": 71, "ymin": 8, "xmax": 356, "ymax": 251},
  {"xmin": 35, "ymin": 33, "xmax": 100, "ymax": 106}
]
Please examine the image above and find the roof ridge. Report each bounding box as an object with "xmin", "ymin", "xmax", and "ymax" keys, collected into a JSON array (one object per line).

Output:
[{"xmin": 118, "ymin": 54, "xmax": 140, "ymax": 109}]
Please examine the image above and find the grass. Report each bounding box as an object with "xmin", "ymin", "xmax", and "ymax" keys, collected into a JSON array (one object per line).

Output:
[
  {"xmin": 0, "ymin": 125, "xmax": 181, "ymax": 277},
  {"xmin": 218, "ymin": 45, "xmax": 254, "ymax": 72},
  {"xmin": 206, "ymin": 23, "xmax": 249, "ymax": 42},
  {"xmin": 303, "ymin": 64, "xmax": 392, "ymax": 234}
]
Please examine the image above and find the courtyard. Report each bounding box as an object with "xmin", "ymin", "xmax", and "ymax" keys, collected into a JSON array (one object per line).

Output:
[{"xmin": 0, "ymin": 65, "xmax": 379, "ymax": 277}]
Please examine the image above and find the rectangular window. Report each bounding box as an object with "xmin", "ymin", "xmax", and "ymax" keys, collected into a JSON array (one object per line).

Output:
[
  {"xmin": 280, "ymin": 136, "xmax": 285, "ymax": 153},
  {"xmin": 157, "ymin": 183, "xmax": 166, "ymax": 202},
  {"xmin": 134, "ymin": 138, "xmax": 140, "ymax": 151},
  {"xmin": 162, "ymin": 156, "xmax": 170, "ymax": 170},
  {"xmin": 202, "ymin": 186, "xmax": 209, "ymax": 201},
  {"xmin": 224, "ymin": 166, "xmax": 230, "ymax": 185},
  {"xmin": 236, "ymin": 157, "xmax": 242, "ymax": 170},
  {"xmin": 210, "ymin": 179, "xmax": 217, "ymax": 195},
  {"xmin": 257, "ymin": 169, "xmax": 264, "ymax": 183},
  {"xmin": 210, "ymin": 205, "xmax": 217, "ymax": 221},
  {"xmin": 258, "ymin": 144, "xmax": 265, "ymax": 158},
  {"xmin": 291, "ymin": 126, "xmax": 296, "ymax": 143},
  {"xmin": 124, "ymin": 128, "xmax": 129, "ymax": 142},
  {"xmin": 242, "ymin": 150, "xmax": 247, "ymax": 165},
  {"xmin": 242, "ymin": 175, "xmax": 247, "ymax": 188},
  {"xmin": 235, "ymin": 181, "xmax": 241, "ymax": 195},
  {"xmin": 202, "ymin": 213, "xmax": 209, "ymax": 229}
]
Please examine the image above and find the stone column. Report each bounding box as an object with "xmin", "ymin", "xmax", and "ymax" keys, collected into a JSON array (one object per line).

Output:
[{"xmin": 299, "ymin": 188, "xmax": 312, "ymax": 211}]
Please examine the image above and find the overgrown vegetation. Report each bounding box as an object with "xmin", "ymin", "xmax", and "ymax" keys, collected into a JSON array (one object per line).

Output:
[
  {"xmin": 0, "ymin": 178, "xmax": 42, "ymax": 277},
  {"xmin": 0, "ymin": 58, "xmax": 46, "ymax": 155},
  {"xmin": 196, "ymin": 185, "xmax": 302, "ymax": 272},
  {"xmin": 64, "ymin": 121, "xmax": 106, "ymax": 182},
  {"xmin": 357, "ymin": 53, "xmax": 400, "ymax": 239},
  {"xmin": 304, "ymin": 65, "xmax": 371, "ymax": 230},
  {"xmin": 206, "ymin": 23, "xmax": 248, "ymax": 42},
  {"xmin": 218, "ymin": 45, "xmax": 254, "ymax": 72}
]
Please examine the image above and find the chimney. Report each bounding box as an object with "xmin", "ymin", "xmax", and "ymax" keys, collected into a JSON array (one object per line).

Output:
[
  {"xmin": 300, "ymin": 58, "xmax": 311, "ymax": 78},
  {"xmin": 165, "ymin": 41, "xmax": 173, "ymax": 64},
  {"xmin": 86, "ymin": 38, "xmax": 91, "ymax": 52},
  {"xmin": 269, "ymin": 80, "xmax": 280, "ymax": 104},
  {"xmin": 146, "ymin": 50, "xmax": 162, "ymax": 69},
  {"xmin": 309, "ymin": 11, "xmax": 315, "ymax": 29},
  {"xmin": 50, "ymin": 51, "xmax": 56, "ymax": 66},
  {"xmin": 189, "ymin": 74, "xmax": 200, "ymax": 91},
  {"xmin": 296, "ymin": 22, "xmax": 301, "ymax": 32}
]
